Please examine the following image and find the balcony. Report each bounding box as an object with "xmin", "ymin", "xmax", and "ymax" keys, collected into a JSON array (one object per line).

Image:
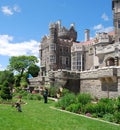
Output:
[{"xmin": 80, "ymin": 66, "xmax": 118, "ymax": 79}]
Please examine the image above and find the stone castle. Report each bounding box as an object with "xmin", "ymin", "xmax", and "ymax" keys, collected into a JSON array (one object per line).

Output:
[{"xmin": 29, "ymin": 0, "xmax": 120, "ymax": 99}]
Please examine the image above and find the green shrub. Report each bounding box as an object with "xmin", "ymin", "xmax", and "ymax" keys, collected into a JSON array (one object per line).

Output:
[
  {"xmin": 61, "ymin": 88, "xmax": 70, "ymax": 97},
  {"xmin": 99, "ymin": 98, "xmax": 111, "ymax": 103},
  {"xmin": 98, "ymin": 98, "xmax": 115, "ymax": 114},
  {"xmin": 56, "ymin": 93, "xmax": 76, "ymax": 109},
  {"xmin": 113, "ymin": 112, "xmax": 120, "ymax": 124},
  {"xmin": 77, "ymin": 93, "xmax": 92, "ymax": 105},
  {"xmin": 13, "ymin": 90, "xmax": 29, "ymax": 99},
  {"xmin": 49, "ymin": 86, "xmax": 58, "ymax": 97},
  {"xmin": 95, "ymin": 102, "xmax": 106, "ymax": 117},
  {"xmin": 66, "ymin": 103, "xmax": 82, "ymax": 113},
  {"xmin": 35, "ymin": 94, "xmax": 42, "ymax": 100},
  {"xmin": 20, "ymin": 81, "xmax": 28, "ymax": 88},
  {"xmin": 27, "ymin": 93, "xmax": 42, "ymax": 101},
  {"xmin": 83, "ymin": 103, "xmax": 97, "ymax": 114},
  {"xmin": 116, "ymin": 96, "xmax": 120, "ymax": 111},
  {"xmin": 103, "ymin": 113, "xmax": 114, "ymax": 122},
  {"xmin": 27, "ymin": 94, "xmax": 33, "ymax": 100}
]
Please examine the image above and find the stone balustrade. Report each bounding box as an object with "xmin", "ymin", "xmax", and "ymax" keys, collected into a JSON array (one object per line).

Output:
[
  {"xmin": 96, "ymin": 42, "xmax": 120, "ymax": 55},
  {"xmin": 80, "ymin": 66, "xmax": 118, "ymax": 79}
]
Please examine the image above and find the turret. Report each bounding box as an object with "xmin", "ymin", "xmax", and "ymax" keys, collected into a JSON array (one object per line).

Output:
[
  {"xmin": 112, "ymin": 0, "xmax": 120, "ymax": 42},
  {"xmin": 57, "ymin": 22, "xmax": 77, "ymax": 41},
  {"xmin": 49, "ymin": 22, "xmax": 58, "ymax": 70}
]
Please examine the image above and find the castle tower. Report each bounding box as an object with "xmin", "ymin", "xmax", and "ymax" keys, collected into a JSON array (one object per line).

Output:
[
  {"xmin": 112, "ymin": 0, "xmax": 120, "ymax": 42},
  {"xmin": 49, "ymin": 23, "xmax": 57, "ymax": 70}
]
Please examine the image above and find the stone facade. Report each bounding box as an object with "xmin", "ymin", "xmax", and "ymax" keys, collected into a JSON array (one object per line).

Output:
[{"xmin": 29, "ymin": 0, "xmax": 120, "ymax": 99}]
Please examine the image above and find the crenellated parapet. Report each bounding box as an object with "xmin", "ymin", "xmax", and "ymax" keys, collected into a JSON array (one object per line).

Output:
[
  {"xmin": 49, "ymin": 20, "xmax": 77, "ymax": 41},
  {"xmin": 95, "ymin": 32, "xmax": 113, "ymax": 44}
]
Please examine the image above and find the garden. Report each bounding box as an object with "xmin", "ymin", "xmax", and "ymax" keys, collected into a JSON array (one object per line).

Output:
[{"xmin": 0, "ymin": 89, "xmax": 120, "ymax": 130}]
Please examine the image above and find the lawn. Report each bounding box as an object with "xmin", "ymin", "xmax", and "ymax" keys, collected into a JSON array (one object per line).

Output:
[{"xmin": 0, "ymin": 99, "xmax": 120, "ymax": 130}]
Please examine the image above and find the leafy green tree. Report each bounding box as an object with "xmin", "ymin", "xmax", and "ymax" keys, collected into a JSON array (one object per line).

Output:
[
  {"xmin": 8, "ymin": 55, "xmax": 38, "ymax": 77},
  {"xmin": 0, "ymin": 81, "xmax": 12, "ymax": 100},
  {"xmin": 27, "ymin": 64, "xmax": 40, "ymax": 77},
  {"xmin": 8, "ymin": 55, "xmax": 38, "ymax": 86}
]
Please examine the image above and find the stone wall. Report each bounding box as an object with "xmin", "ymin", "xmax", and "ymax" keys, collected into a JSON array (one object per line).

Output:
[{"xmin": 28, "ymin": 66, "xmax": 120, "ymax": 99}]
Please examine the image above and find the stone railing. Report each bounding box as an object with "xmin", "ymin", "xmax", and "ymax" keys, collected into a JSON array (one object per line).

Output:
[
  {"xmin": 80, "ymin": 66, "xmax": 118, "ymax": 79},
  {"xmin": 50, "ymin": 69, "xmax": 80, "ymax": 79},
  {"xmin": 96, "ymin": 42, "xmax": 120, "ymax": 55},
  {"xmin": 80, "ymin": 69, "xmax": 98, "ymax": 79}
]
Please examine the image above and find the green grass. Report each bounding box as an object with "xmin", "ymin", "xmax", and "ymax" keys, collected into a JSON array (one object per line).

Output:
[{"xmin": 0, "ymin": 99, "xmax": 120, "ymax": 130}]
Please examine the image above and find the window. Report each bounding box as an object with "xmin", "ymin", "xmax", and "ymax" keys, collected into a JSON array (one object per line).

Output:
[
  {"xmin": 118, "ymin": 19, "xmax": 120, "ymax": 28},
  {"xmin": 50, "ymin": 44, "xmax": 56, "ymax": 51},
  {"xmin": 59, "ymin": 56, "xmax": 62, "ymax": 65},
  {"xmin": 50, "ymin": 55, "xmax": 56, "ymax": 63},
  {"xmin": 66, "ymin": 47, "xmax": 69, "ymax": 53},
  {"xmin": 89, "ymin": 47, "xmax": 93, "ymax": 54},
  {"xmin": 66, "ymin": 57, "xmax": 69, "ymax": 65},
  {"xmin": 59, "ymin": 47, "xmax": 62, "ymax": 52}
]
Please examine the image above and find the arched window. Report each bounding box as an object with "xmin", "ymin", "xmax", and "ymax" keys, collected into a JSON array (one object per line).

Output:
[{"xmin": 106, "ymin": 57, "xmax": 115, "ymax": 66}]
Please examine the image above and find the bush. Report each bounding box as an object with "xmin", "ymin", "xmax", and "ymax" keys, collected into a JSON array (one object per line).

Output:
[
  {"xmin": 49, "ymin": 86, "xmax": 58, "ymax": 97},
  {"xmin": 77, "ymin": 93, "xmax": 92, "ymax": 105},
  {"xmin": 27, "ymin": 93, "xmax": 42, "ymax": 101},
  {"xmin": 98, "ymin": 98, "xmax": 115, "ymax": 114},
  {"xmin": 13, "ymin": 90, "xmax": 29, "ymax": 99},
  {"xmin": 61, "ymin": 88, "xmax": 70, "ymax": 97},
  {"xmin": 103, "ymin": 113, "xmax": 114, "ymax": 122},
  {"xmin": 113, "ymin": 112, "xmax": 120, "ymax": 124},
  {"xmin": 83, "ymin": 103, "xmax": 97, "ymax": 114},
  {"xmin": 116, "ymin": 96, "xmax": 120, "ymax": 111},
  {"xmin": 95, "ymin": 102, "xmax": 106, "ymax": 117},
  {"xmin": 56, "ymin": 93, "xmax": 76, "ymax": 109},
  {"xmin": 66, "ymin": 103, "xmax": 82, "ymax": 113}
]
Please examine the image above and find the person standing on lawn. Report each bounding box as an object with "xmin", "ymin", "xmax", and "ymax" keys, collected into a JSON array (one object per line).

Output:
[{"xmin": 43, "ymin": 87, "xmax": 48, "ymax": 103}]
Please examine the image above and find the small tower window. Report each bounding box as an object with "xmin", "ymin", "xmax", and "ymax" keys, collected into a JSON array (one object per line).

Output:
[{"xmin": 118, "ymin": 19, "xmax": 120, "ymax": 28}]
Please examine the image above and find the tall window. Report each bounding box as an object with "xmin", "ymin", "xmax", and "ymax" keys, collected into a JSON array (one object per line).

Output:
[
  {"xmin": 50, "ymin": 44, "xmax": 56, "ymax": 51},
  {"xmin": 118, "ymin": 19, "xmax": 120, "ymax": 28},
  {"xmin": 66, "ymin": 57, "xmax": 69, "ymax": 65},
  {"xmin": 50, "ymin": 55, "xmax": 56, "ymax": 63}
]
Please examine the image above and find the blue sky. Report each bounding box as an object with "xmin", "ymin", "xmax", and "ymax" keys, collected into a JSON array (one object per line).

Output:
[{"xmin": 0, "ymin": 0, "xmax": 113, "ymax": 70}]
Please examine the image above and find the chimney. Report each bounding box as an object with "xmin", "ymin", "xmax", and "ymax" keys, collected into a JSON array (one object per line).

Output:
[{"xmin": 84, "ymin": 29, "xmax": 90, "ymax": 41}]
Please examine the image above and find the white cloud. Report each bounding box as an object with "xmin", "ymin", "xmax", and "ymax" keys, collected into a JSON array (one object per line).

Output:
[
  {"xmin": 0, "ymin": 35, "xmax": 39, "ymax": 57},
  {"xmin": 93, "ymin": 24, "xmax": 104, "ymax": 30},
  {"xmin": 13, "ymin": 5, "xmax": 21, "ymax": 12},
  {"xmin": 101, "ymin": 13, "xmax": 109, "ymax": 21},
  {"xmin": 0, "ymin": 35, "xmax": 40, "ymax": 70},
  {"xmin": 1, "ymin": 5, "xmax": 21, "ymax": 16},
  {"xmin": 1, "ymin": 6, "xmax": 13, "ymax": 15},
  {"xmin": 93, "ymin": 24, "xmax": 114, "ymax": 33}
]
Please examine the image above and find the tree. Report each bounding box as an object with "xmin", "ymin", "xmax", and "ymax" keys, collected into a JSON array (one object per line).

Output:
[
  {"xmin": 0, "ymin": 81, "xmax": 12, "ymax": 100},
  {"xmin": 8, "ymin": 55, "xmax": 38, "ymax": 78},
  {"xmin": 27, "ymin": 64, "xmax": 40, "ymax": 77},
  {"xmin": 0, "ymin": 70, "xmax": 14, "ymax": 91}
]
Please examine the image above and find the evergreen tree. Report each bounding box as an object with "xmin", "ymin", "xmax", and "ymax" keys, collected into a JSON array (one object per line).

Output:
[{"xmin": 0, "ymin": 81, "xmax": 12, "ymax": 100}]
